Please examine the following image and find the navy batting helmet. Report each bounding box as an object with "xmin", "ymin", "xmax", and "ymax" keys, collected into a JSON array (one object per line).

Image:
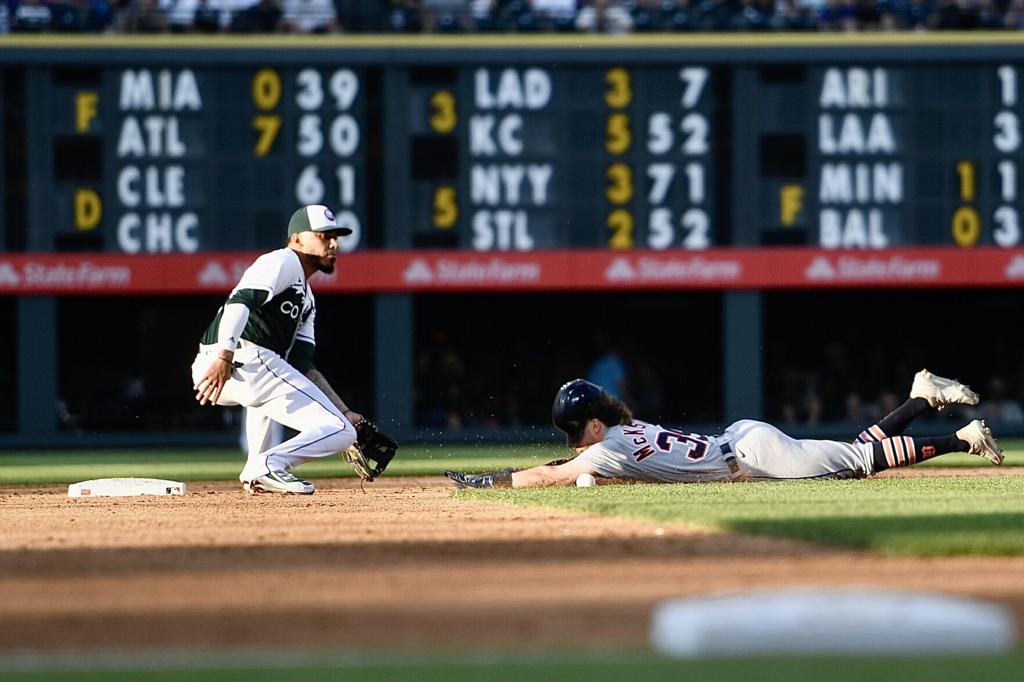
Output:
[{"xmin": 552, "ymin": 379, "xmax": 608, "ymax": 447}]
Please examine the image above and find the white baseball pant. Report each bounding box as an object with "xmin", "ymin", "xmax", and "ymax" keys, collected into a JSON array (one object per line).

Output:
[
  {"xmin": 725, "ymin": 419, "xmax": 875, "ymax": 480},
  {"xmin": 191, "ymin": 342, "xmax": 356, "ymax": 482}
]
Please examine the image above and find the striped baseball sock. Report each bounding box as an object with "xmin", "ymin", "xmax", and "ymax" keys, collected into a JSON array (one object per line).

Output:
[
  {"xmin": 854, "ymin": 397, "xmax": 931, "ymax": 444},
  {"xmin": 870, "ymin": 435, "xmax": 966, "ymax": 472}
]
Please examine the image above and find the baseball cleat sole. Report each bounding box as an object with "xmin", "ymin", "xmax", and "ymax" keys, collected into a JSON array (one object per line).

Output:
[{"xmin": 910, "ymin": 369, "xmax": 979, "ymax": 410}]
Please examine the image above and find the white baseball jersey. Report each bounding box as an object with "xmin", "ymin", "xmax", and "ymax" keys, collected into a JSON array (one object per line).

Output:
[
  {"xmin": 200, "ymin": 248, "xmax": 316, "ymax": 359},
  {"xmin": 578, "ymin": 419, "xmax": 878, "ymax": 483},
  {"xmin": 577, "ymin": 420, "xmax": 743, "ymax": 482}
]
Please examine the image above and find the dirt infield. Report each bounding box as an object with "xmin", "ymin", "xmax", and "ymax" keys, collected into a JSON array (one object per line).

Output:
[{"xmin": 2, "ymin": 472, "xmax": 1023, "ymax": 653}]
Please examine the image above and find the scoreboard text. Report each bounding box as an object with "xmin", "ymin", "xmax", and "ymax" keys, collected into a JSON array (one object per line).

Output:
[{"xmin": 7, "ymin": 37, "xmax": 1024, "ymax": 255}]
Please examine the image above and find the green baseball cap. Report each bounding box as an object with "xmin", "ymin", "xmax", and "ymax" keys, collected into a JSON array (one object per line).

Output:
[{"xmin": 287, "ymin": 205, "xmax": 353, "ymax": 237}]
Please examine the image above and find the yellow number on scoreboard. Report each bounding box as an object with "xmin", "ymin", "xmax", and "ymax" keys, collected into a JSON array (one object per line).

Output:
[
  {"xmin": 956, "ymin": 161, "xmax": 976, "ymax": 201},
  {"xmin": 606, "ymin": 163, "xmax": 634, "ymax": 205},
  {"xmin": 607, "ymin": 209, "xmax": 634, "ymax": 249},
  {"xmin": 606, "ymin": 113, "xmax": 631, "ymax": 155},
  {"xmin": 433, "ymin": 186, "xmax": 458, "ymax": 229},
  {"xmin": 951, "ymin": 206, "xmax": 981, "ymax": 246},
  {"xmin": 252, "ymin": 68, "xmax": 282, "ymax": 110},
  {"xmin": 430, "ymin": 91, "xmax": 457, "ymax": 134},
  {"xmin": 604, "ymin": 68, "xmax": 632, "ymax": 109},
  {"xmin": 252, "ymin": 115, "xmax": 282, "ymax": 157}
]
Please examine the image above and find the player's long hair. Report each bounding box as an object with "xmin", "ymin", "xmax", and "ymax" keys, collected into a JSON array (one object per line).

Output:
[{"xmin": 585, "ymin": 394, "xmax": 633, "ymax": 429}]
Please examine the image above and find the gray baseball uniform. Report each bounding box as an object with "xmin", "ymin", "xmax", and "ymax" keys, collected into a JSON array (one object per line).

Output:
[{"xmin": 578, "ymin": 419, "xmax": 876, "ymax": 482}]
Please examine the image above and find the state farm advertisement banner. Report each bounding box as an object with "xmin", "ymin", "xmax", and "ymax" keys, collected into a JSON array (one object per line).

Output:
[{"xmin": 2, "ymin": 248, "xmax": 1024, "ymax": 294}]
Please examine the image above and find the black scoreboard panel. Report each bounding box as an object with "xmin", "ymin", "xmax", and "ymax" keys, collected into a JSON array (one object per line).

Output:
[
  {"xmin": 408, "ymin": 63, "xmax": 722, "ymax": 251},
  {"xmin": 10, "ymin": 41, "xmax": 1024, "ymax": 254},
  {"xmin": 40, "ymin": 64, "xmax": 368, "ymax": 253},
  {"xmin": 739, "ymin": 61, "xmax": 1024, "ymax": 248}
]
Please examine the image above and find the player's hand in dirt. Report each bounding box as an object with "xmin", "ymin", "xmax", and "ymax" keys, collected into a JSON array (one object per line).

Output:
[
  {"xmin": 445, "ymin": 469, "xmax": 515, "ymax": 489},
  {"xmin": 194, "ymin": 355, "xmax": 234, "ymax": 406}
]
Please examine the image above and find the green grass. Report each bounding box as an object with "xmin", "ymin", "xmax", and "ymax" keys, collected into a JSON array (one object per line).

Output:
[
  {"xmin": 0, "ymin": 444, "xmax": 562, "ymax": 485},
  {"xmin": 2, "ymin": 653, "xmax": 1024, "ymax": 682},
  {"xmin": 1, "ymin": 439, "xmax": 1020, "ymax": 486},
  {"xmin": 483, "ymin": 475, "xmax": 1024, "ymax": 556},
  {"xmin": 2, "ymin": 442, "xmax": 1022, "ymax": 557}
]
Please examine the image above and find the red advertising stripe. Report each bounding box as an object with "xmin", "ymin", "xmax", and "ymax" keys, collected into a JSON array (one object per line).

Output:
[{"xmin": 2, "ymin": 248, "xmax": 1024, "ymax": 295}]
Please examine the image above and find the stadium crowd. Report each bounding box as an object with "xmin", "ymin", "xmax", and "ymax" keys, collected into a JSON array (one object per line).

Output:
[{"xmin": 3, "ymin": 0, "xmax": 1024, "ymax": 34}]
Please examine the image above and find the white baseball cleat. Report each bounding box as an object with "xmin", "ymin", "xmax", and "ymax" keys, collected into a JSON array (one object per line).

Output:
[
  {"xmin": 243, "ymin": 470, "xmax": 315, "ymax": 494},
  {"xmin": 910, "ymin": 369, "xmax": 979, "ymax": 410},
  {"xmin": 956, "ymin": 419, "xmax": 1004, "ymax": 465}
]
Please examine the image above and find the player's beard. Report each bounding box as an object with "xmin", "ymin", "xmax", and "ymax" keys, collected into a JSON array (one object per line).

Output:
[{"xmin": 299, "ymin": 250, "xmax": 335, "ymax": 274}]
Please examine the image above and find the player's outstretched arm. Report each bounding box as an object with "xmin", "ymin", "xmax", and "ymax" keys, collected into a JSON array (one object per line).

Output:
[
  {"xmin": 445, "ymin": 458, "xmax": 598, "ymax": 489},
  {"xmin": 511, "ymin": 457, "xmax": 594, "ymax": 488}
]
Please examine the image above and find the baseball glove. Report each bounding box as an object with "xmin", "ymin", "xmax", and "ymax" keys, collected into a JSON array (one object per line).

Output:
[{"xmin": 341, "ymin": 419, "xmax": 399, "ymax": 482}]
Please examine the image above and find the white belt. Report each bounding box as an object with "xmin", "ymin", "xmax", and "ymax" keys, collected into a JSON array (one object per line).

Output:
[{"xmin": 198, "ymin": 339, "xmax": 266, "ymax": 354}]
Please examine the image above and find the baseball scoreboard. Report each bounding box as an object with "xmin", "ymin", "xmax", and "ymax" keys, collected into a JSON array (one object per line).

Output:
[{"xmin": 7, "ymin": 35, "xmax": 1024, "ymax": 261}]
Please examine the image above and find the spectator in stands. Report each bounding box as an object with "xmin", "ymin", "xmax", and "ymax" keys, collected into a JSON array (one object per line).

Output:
[
  {"xmin": 699, "ymin": 0, "xmax": 741, "ymax": 30},
  {"xmin": 930, "ymin": 0, "xmax": 971, "ymax": 27},
  {"xmin": 11, "ymin": 0, "xmax": 53, "ymax": 31},
  {"xmin": 532, "ymin": 0, "xmax": 577, "ymax": 30},
  {"xmin": 387, "ymin": 0, "xmax": 422, "ymax": 30},
  {"xmin": 192, "ymin": 0, "xmax": 223, "ymax": 30},
  {"xmin": 8, "ymin": 0, "xmax": 1024, "ymax": 37},
  {"xmin": 281, "ymin": 0, "xmax": 336, "ymax": 32},
  {"xmin": 468, "ymin": 0, "xmax": 497, "ymax": 29},
  {"xmin": 333, "ymin": 0, "xmax": 381, "ymax": 31},
  {"xmin": 973, "ymin": 376, "xmax": 1024, "ymax": 426},
  {"xmin": 977, "ymin": 0, "xmax": 1006, "ymax": 27},
  {"xmin": 1005, "ymin": 0, "xmax": 1024, "ymax": 28},
  {"xmin": 161, "ymin": 0, "xmax": 201, "ymax": 31},
  {"xmin": 777, "ymin": 0, "xmax": 817, "ymax": 29},
  {"xmin": 575, "ymin": 0, "xmax": 633, "ymax": 32},
  {"xmin": 586, "ymin": 336, "xmax": 629, "ymax": 401},
  {"xmin": 116, "ymin": 0, "xmax": 169, "ymax": 30},
  {"xmin": 230, "ymin": 0, "xmax": 281, "ymax": 31},
  {"xmin": 420, "ymin": 0, "xmax": 468, "ymax": 31},
  {"xmin": 732, "ymin": 0, "xmax": 774, "ymax": 29},
  {"xmin": 49, "ymin": 0, "xmax": 101, "ymax": 31},
  {"xmin": 416, "ymin": 329, "xmax": 467, "ymax": 430}
]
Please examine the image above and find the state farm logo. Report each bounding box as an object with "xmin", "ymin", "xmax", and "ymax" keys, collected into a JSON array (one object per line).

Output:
[
  {"xmin": 805, "ymin": 255, "xmax": 940, "ymax": 282},
  {"xmin": 603, "ymin": 255, "xmax": 740, "ymax": 283},
  {"xmin": 403, "ymin": 260, "xmax": 434, "ymax": 283},
  {"xmin": 402, "ymin": 257, "xmax": 540, "ymax": 285},
  {"xmin": 605, "ymin": 258, "xmax": 636, "ymax": 281},
  {"xmin": 198, "ymin": 262, "xmax": 230, "ymax": 285},
  {"xmin": 198, "ymin": 261, "xmax": 250, "ymax": 286},
  {"xmin": 1006, "ymin": 255, "xmax": 1024, "ymax": 279},
  {"xmin": 0, "ymin": 263, "xmax": 21, "ymax": 285},
  {"xmin": 805, "ymin": 257, "xmax": 837, "ymax": 280},
  {"xmin": 22, "ymin": 262, "xmax": 131, "ymax": 287}
]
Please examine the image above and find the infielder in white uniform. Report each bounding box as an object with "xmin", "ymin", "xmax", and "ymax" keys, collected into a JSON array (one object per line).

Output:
[
  {"xmin": 446, "ymin": 370, "xmax": 1004, "ymax": 489},
  {"xmin": 192, "ymin": 205, "xmax": 362, "ymax": 495}
]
